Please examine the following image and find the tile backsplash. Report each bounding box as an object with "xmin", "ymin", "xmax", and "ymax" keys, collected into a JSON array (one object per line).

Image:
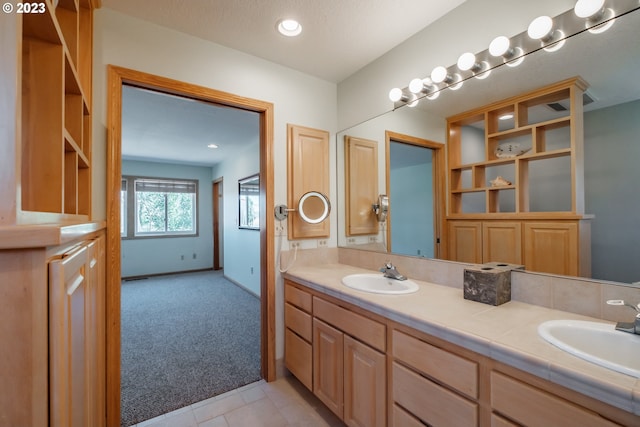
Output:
[{"xmin": 285, "ymin": 247, "xmax": 640, "ymax": 323}]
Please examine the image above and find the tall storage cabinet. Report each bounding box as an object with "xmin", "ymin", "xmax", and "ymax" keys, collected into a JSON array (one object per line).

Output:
[
  {"xmin": 446, "ymin": 78, "xmax": 591, "ymax": 277},
  {"xmin": 0, "ymin": 2, "xmax": 104, "ymax": 426}
]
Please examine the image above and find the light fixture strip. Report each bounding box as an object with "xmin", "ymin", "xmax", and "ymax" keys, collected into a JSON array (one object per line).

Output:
[{"xmin": 390, "ymin": 0, "xmax": 638, "ymax": 109}]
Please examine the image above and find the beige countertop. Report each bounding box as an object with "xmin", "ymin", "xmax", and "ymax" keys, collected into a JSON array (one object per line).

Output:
[{"xmin": 284, "ymin": 263, "xmax": 640, "ymax": 416}]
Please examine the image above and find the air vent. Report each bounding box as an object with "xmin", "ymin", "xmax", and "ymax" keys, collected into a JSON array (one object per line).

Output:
[{"xmin": 546, "ymin": 91, "xmax": 596, "ymax": 112}]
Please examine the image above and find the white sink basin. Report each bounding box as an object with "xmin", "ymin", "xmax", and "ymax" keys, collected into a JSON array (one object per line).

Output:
[
  {"xmin": 538, "ymin": 320, "xmax": 640, "ymax": 378},
  {"xmin": 341, "ymin": 273, "xmax": 419, "ymax": 295}
]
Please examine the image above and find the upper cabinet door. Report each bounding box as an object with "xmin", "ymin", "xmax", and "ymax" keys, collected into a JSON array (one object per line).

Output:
[
  {"xmin": 287, "ymin": 124, "xmax": 330, "ymax": 239},
  {"xmin": 344, "ymin": 136, "xmax": 378, "ymax": 236}
]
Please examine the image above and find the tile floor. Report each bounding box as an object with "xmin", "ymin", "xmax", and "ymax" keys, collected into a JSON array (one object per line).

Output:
[{"xmin": 131, "ymin": 376, "xmax": 345, "ymax": 427}]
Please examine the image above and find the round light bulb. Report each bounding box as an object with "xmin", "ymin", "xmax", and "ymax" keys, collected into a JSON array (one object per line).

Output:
[
  {"xmin": 408, "ymin": 78, "xmax": 425, "ymax": 94},
  {"xmin": 457, "ymin": 52, "xmax": 476, "ymax": 71},
  {"xmin": 388, "ymin": 88, "xmax": 403, "ymax": 102},
  {"xmin": 430, "ymin": 66, "xmax": 448, "ymax": 84},
  {"xmin": 277, "ymin": 19, "xmax": 302, "ymax": 37},
  {"xmin": 489, "ymin": 36, "xmax": 510, "ymax": 57},
  {"xmin": 528, "ymin": 16, "xmax": 553, "ymax": 40},
  {"xmin": 574, "ymin": 0, "xmax": 605, "ymax": 18}
]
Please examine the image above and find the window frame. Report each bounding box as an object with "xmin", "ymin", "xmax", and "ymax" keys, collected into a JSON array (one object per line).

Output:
[{"xmin": 121, "ymin": 175, "xmax": 199, "ymax": 240}]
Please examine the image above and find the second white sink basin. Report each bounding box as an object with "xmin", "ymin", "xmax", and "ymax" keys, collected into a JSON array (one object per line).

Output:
[
  {"xmin": 538, "ymin": 320, "xmax": 640, "ymax": 378},
  {"xmin": 341, "ymin": 273, "xmax": 419, "ymax": 295}
]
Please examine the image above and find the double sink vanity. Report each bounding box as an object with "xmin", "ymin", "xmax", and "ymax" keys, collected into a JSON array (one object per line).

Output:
[{"xmin": 283, "ymin": 260, "xmax": 640, "ymax": 426}]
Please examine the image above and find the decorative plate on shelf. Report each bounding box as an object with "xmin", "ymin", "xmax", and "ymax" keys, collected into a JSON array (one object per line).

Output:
[{"xmin": 495, "ymin": 142, "xmax": 531, "ymax": 158}]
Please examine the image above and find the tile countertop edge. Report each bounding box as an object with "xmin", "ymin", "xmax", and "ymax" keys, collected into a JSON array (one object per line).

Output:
[{"xmin": 283, "ymin": 264, "xmax": 640, "ymax": 416}]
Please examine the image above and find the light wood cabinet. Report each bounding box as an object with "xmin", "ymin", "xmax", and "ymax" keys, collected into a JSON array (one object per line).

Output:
[
  {"xmin": 391, "ymin": 329, "xmax": 479, "ymax": 426},
  {"xmin": 491, "ymin": 371, "xmax": 619, "ymax": 426},
  {"xmin": 523, "ymin": 221, "xmax": 579, "ymax": 276},
  {"xmin": 0, "ymin": 230, "xmax": 106, "ymax": 427},
  {"xmin": 287, "ymin": 124, "xmax": 330, "ymax": 239},
  {"xmin": 284, "ymin": 281, "xmax": 386, "ymax": 426},
  {"xmin": 313, "ymin": 318, "xmax": 344, "ymax": 416},
  {"xmin": 284, "ymin": 282, "xmax": 313, "ymax": 391},
  {"xmin": 446, "ymin": 78, "xmax": 591, "ymax": 276},
  {"xmin": 312, "ymin": 296, "xmax": 386, "ymax": 426},
  {"xmin": 49, "ymin": 235, "xmax": 105, "ymax": 427},
  {"xmin": 284, "ymin": 279, "xmax": 640, "ymax": 426},
  {"xmin": 344, "ymin": 136, "xmax": 379, "ymax": 236},
  {"xmin": 448, "ymin": 218, "xmax": 589, "ymax": 276},
  {"xmin": 448, "ymin": 220, "xmax": 522, "ymax": 265}
]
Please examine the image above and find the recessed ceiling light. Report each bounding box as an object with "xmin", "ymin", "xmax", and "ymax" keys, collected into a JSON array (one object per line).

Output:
[
  {"xmin": 277, "ymin": 19, "xmax": 302, "ymax": 37},
  {"xmin": 207, "ymin": 144, "xmax": 219, "ymax": 149}
]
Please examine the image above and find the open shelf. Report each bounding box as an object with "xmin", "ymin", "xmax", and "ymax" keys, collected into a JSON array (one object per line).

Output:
[
  {"xmin": 17, "ymin": 1, "xmax": 94, "ymax": 221},
  {"xmin": 447, "ymin": 77, "xmax": 586, "ymax": 216}
]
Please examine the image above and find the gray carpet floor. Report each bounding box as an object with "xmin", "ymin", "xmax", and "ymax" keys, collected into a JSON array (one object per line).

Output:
[{"xmin": 120, "ymin": 270, "xmax": 261, "ymax": 427}]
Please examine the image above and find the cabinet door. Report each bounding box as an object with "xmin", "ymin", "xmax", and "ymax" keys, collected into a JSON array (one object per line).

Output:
[
  {"xmin": 344, "ymin": 335, "xmax": 386, "ymax": 427},
  {"xmin": 49, "ymin": 244, "xmax": 89, "ymax": 427},
  {"xmin": 483, "ymin": 222, "xmax": 522, "ymax": 264},
  {"xmin": 448, "ymin": 221, "xmax": 482, "ymax": 263},
  {"xmin": 523, "ymin": 222, "xmax": 578, "ymax": 276},
  {"xmin": 345, "ymin": 136, "xmax": 379, "ymax": 236},
  {"xmin": 313, "ymin": 319, "xmax": 344, "ymax": 418},
  {"xmin": 86, "ymin": 236, "xmax": 106, "ymax": 427}
]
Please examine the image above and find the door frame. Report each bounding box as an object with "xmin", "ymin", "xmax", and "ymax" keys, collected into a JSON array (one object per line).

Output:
[
  {"xmin": 212, "ymin": 178, "xmax": 223, "ymax": 270},
  {"xmin": 385, "ymin": 131, "xmax": 445, "ymax": 258},
  {"xmin": 105, "ymin": 65, "xmax": 276, "ymax": 426}
]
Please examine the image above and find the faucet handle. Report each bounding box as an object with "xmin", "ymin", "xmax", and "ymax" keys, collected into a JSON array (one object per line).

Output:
[{"xmin": 606, "ymin": 299, "xmax": 640, "ymax": 313}]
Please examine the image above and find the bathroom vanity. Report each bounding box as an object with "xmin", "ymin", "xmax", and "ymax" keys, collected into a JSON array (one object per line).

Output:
[{"xmin": 283, "ymin": 264, "xmax": 640, "ymax": 426}]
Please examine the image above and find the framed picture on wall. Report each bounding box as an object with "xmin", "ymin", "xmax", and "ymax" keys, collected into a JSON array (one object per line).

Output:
[{"xmin": 238, "ymin": 174, "xmax": 260, "ymax": 230}]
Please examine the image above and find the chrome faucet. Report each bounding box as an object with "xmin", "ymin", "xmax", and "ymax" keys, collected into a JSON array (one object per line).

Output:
[
  {"xmin": 606, "ymin": 300, "xmax": 640, "ymax": 334},
  {"xmin": 380, "ymin": 262, "xmax": 407, "ymax": 281}
]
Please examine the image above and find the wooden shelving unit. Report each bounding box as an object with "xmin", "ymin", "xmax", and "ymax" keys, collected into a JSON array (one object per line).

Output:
[
  {"xmin": 447, "ymin": 78, "xmax": 586, "ymax": 216},
  {"xmin": 16, "ymin": 0, "xmax": 94, "ymax": 222},
  {"xmin": 445, "ymin": 78, "xmax": 592, "ymax": 277}
]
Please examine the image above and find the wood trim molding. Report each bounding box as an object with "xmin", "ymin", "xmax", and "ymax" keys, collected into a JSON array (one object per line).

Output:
[{"xmin": 105, "ymin": 65, "xmax": 275, "ymax": 426}]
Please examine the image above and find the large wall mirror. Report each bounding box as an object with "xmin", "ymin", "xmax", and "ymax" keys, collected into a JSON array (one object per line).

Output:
[{"xmin": 337, "ymin": 4, "xmax": 640, "ymax": 284}]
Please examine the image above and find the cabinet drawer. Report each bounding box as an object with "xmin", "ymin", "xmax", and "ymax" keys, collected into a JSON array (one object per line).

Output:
[
  {"xmin": 491, "ymin": 413, "xmax": 519, "ymax": 427},
  {"xmin": 284, "ymin": 281, "xmax": 312, "ymax": 312},
  {"xmin": 285, "ymin": 302, "xmax": 312, "ymax": 341},
  {"xmin": 313, "ymin": 296, "xmax": 385, "ymax": 352},
  {"xmin": 284, "ymin": 329, "xmax": 312, "ymax": 391},
  {"xmin": 393, "ymin": 362, "xmax": 478, "ymax": 427},
  {"xmin": 392, "ymin": 404, "xmax": 426, "ymax": 427},
  {"xmin": 491, "ymin": 371, "xmax": 619, "ymax": 426},
  {"xmin": 392, "ymin": 329, "xmax": 478, "ymax": 399}
]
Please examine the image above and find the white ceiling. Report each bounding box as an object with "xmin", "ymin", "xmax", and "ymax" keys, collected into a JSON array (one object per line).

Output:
[
  {"xmin": 101, "ymin": 0, "xmax": 467, "ymax": 83},
  {"xmin": 110, "ymin": 0, "xmax": 467, "ymax": 167},
  {"xmin": 112, "ymin": 1, "xmax": 640, "ymax": 168}
]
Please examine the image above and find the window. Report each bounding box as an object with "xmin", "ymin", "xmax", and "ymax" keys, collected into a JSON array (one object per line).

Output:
[{"xmin": 121, "ymin": 176, "xmax": 198, "ymax": 238}]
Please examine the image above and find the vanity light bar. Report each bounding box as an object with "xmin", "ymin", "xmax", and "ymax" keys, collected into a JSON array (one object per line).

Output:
[{"xmin": 389, "ymin": 0, "xmax": 635, "ymax": 108}]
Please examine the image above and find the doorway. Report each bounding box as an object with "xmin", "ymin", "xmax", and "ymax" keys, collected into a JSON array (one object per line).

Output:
[
  {"xmin": 105, "ymin": 66, "xmax": 275, "ymax": 426},
  {"xmin": 385, "ymin": 131, "xmax": 445, "ymax": 258},
  {"xmin": 213, "ymin": 178, "xmax": 223, "ymax": 270}
]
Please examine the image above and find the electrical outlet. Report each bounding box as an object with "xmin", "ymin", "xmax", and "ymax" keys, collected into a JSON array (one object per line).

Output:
[
  {"xmin": 180, "ymin": 255, "xmax": 184, "ymax": 260},
  {"xmin": 192, "ymin": 253, "xmax": 197, "ymax": 259},
  {"xmin": 347, "ymin": 238, "xmax": 356, "ymax": 244},
  {"xmin": 317, "ymin": 239, "xmax": 328, "ymax": 248},
  {"xmin": 368, "ymin": 236, "xmax": 377, "ymax": 243},
  {"xmin": 275, "ymin": 221, "xmax": 286, "ymax": 236},
  {"xmin": 290, "ymin": 242, "xmax": 300, "ymax": 249},
  {"xmin": 250, "ymin": 267, "xmax": 254, "ymax": 274}
]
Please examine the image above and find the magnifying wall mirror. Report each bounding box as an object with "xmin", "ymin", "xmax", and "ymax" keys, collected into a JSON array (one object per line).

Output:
[{"xmin": 274, "ymin": 191, "xmax": 331, "ymax": 224}]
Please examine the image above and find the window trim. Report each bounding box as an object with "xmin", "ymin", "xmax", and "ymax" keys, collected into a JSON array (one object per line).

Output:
[{"xmin": 121, "ymin": 175, "xmax": 199, "ymax": 240}]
